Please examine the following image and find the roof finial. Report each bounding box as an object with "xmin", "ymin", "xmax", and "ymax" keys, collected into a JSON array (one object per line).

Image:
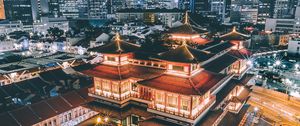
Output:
[
  {"xmin": 115, "ymin": 32, "xmax": 121, "ymax": 41},
  {"xmin": 232, "ymin": 26, "xmax": 237, "ymax": 32},
  {"xmin": 115, "ymin": 32, "xmax": 122, "ymax": 51},
  {"xmin": 184, "ymin": 11, "xmax": 189, "ymax": 24},
  {"xmin": 182, "ymin": 40, "xmax": 187, "ymax": 46}
]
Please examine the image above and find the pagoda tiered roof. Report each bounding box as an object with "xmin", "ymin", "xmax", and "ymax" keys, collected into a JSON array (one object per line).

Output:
[
  {"xmin": 220, "ymin": 27, "xmax": 250, "ymax": 41},
  {"xmin": 82, "ymin": 64, "xmax": 165, "ymax": 81},
  {"xmin": 228, "ymin": 48, "xmax": 252, "ymax": 59},
  {"xmin": 202, "ymin": 54, "xmax": 238, "ymax": 73},
  {"xmin": 138, "ymin": 70, "xmax": 226, "ymax": 95},
  {"xmin": 155, "ymin": 43, "xmax": 213, "ymax": 63},
  {"xmin": 168, "ymin": 12, "xmax": 208, "ymax": 35},
  {"xmin": 88, "ymin": 33, "xmax": 140, "ymax": 54}
]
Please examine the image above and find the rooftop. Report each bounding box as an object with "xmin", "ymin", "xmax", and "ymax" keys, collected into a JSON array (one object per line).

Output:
[
  {"xmin": 0, "ymin": 88, "xmax": 92, "ymax": 126},
  {"xmin": 139, "ymin": 70, "xmax": 226, "ymax": 95},
  {"xmin": 155, "ymin": 43, "xmax": 213, "ymax": 63},
  {"xmin": 220, "ymin": 27, "xmax": 250, "ymax": 41},
  {"xmin": 88, "ymin": 33, "xmax": 140, "ymax": 54},
  {"xmin": 82, "ymin": 64, "xmax": 164, "ymax": 81}
]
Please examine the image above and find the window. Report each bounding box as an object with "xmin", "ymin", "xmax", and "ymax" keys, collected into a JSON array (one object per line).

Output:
[
  {"xmin": 131, "ymin": 115, "xmax": 139, "ymax": 125},
  {"xmin": 121, "ymin": 82, "xmax": 130, "ymax": 93},
  {"xmin": 107, "ymin": 56, "xmax": 116, "ymax": 61},
  {"xmin": 173, "ymin": 65, "xmax": 184, "ymax": 71},
  {"xmin": 167, "ymin": 95, "xmax": 178, "ymax": 108},
  {"xmin": 181, "ymin": 98, "xmax": 189, "ymax": 111},
  {"xmin": 192, "ymin": 97, "xmax": 199, "ymax": 109},
  {"xmin": 156, "ymin": 92, "xmax": 164, "ymax": 104},
  {"xmin": 112, "ymin": 83, "xmax": 119, "ymax": 94},
  {"xmin": 122, "ymin": 118, "xmax": 127, "ymax": 126},
  {"xmin": 102, "ymin": 80, "xmax": 111, "ymax": 92}
]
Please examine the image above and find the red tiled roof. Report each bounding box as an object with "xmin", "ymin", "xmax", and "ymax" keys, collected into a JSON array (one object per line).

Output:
[
  {"xmin": 228, "ymin": 48, "xmax": 252, "ymax": 59},
  {"xmin": 156, "ymin": 44, "xmax": 214, "ymax": 63},
  {"xmin": 82, "ymin": 64, "xmax": 165, "ymax": 81},
  {"xmin": 62, "ymin": 91, "xmax": 86, "ymax": 107},
  {"xmin": 202, "ymin": 54, "xmax": 238, "ymax": 73},
  {"xmin": 46, "ymin": 96, "xmax": 72, "ymax": 114},
  {"xmin": 0, "ymin": 90, "xmax": 91, "ymax": 126},
  {"xmin": 139, "ymin": 70, "xmax": 226, "ymax": 95},
  {"xmin": 30, "ymin": 101, "xmax": 57, "ymax": 120},
  {"xmin": 220, "ymin": 27, "xmax": 250, "ymax": 41}
]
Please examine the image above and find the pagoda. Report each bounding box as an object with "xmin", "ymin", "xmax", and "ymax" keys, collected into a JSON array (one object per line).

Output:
[
  {"xmin": 83, "ymin": 32, "xmax": 251, "ymax": 125},
  {"xmin": 168, "ymin": 12, "xmax": 210, "ymax": 45},
  {"xmin": 220, "ymin": 26, "xmax": 250, "ymax": 50}
]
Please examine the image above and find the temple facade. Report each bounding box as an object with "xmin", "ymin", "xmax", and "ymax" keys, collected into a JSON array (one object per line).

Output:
[{"xmin": 83, "ymin": 24, "xmax": 252, "ymax": 125}]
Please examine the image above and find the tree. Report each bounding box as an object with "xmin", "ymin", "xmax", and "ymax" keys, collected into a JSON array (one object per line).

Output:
[{"xmin": 47, "ymin": 27, "xmax": 64, "ymax": 39}]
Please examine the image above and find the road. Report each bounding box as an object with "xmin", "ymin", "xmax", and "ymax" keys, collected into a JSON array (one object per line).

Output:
[{"xmin": 247, "ymin": 90, "xmax": 300, "ymax": 126}]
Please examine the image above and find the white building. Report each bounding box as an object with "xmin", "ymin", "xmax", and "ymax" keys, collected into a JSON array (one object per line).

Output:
[
  {"xmin": 265, "ymin": 7, "xmax": 300, "ymax": 33},
  {"xmin": 0, "ymin": 40, "xmax": 16, "ymax": 52},
  {"xmin": 288, "ymin": 37, "xmax": 300, "ymax": 56},
  {"xmin": 0, "ymin": 21, "xmax": 24, "ymax": 35},
  {"xmin": 33, "ymin": 17, "xmax": 69, "ymax": 35}
]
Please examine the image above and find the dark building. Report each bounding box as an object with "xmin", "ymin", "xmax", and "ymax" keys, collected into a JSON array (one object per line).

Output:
[
  {"xmin": 4, "ymin": 0, "xmax": 34, "ymax": 25},
  {"xmin": 191, "ymin": 0, "xmax": 209, "ymax": 14},
  {"xmin": 257, "ymin": 0, "xmax": 275, "ymax": 25},
  {"xmin": 107, "ymin": 0, "xmax": 124, "ymax": 14},
  {"xmin": 48, "ymin": 0, "xmax": 60, "ymax": 17}
]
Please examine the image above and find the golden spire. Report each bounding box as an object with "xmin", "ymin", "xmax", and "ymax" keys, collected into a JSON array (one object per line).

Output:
[
  {"xmin": 184, "ymin": 11, "xmax": 189, "ymax": 24},
  {"xmin": 115, "ymin": 32, "xmax": 121, "ymax": 41},
  {"xmin": 115, "ymin": 32, "xmax": 122, "ymax": 51},
  {"xmin": 232, "ymin": 26, "xmax": 237, "ymax": 32},
  {"xmin": 182, "ymin": 40, "xmax": 187, "ymax": 46}
]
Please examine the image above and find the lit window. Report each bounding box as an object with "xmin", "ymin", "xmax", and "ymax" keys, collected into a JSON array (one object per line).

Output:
[
  {"xmin": 181, "ymin": 98, "xmax": 189, "ymax": 111},
  {"xmin": 172, "ymin": 65, "xmax": 184, "ymax": 71},
  {"xmin": 107, "ymin": 57, "xmax": 116, "ymax": 61},
  {"xmin": 167, "ymin": 95, "xmax": 178, "ymax": 108}
]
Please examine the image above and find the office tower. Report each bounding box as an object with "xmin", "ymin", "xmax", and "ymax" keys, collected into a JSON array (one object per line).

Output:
[
  {"xmin": 4, "ymin": 0, "xmax": 34, "ymax": 25},
  {"xmin": 0, "ymin": 0, "xmax": 5, "ymax": 20},
  {"xmin": 191, "ymin": 0, "xmax": 209, "ymax": 14},
  {"xmin": 59, "ymin": 0, "xmax": 88, "ymax": 19},
  {"xmin": 257, "ymin": 0, "xmax": 275, "ymax": 25},
  {"xmin": 88, "ymin": 0, "xmax": 108, "ymax": 19},
  {"xmin": 48, "ymin": 0, "xmax": 60, "ymax": 17},
  {"xmin": 230, "ymin": 0, "xmax": 259, "ymax": 24}
]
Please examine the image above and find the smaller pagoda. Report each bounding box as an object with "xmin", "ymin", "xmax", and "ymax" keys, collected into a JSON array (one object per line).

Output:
[
  {"xmin": 220, "ymin": 26, "xmax": 250, "ymax": 50},
  {"xmin": 168, "ymin": 12, "xmax": 209, "ymax": 45},
  {"xmin": 88, "ymin": 33, "xmax": 140, "ymax": 66}
]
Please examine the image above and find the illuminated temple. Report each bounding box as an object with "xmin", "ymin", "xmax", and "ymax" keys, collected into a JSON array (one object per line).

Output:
[{"xmin": 83, "ymin": 25, "xmax": 252, "ymax": 125}]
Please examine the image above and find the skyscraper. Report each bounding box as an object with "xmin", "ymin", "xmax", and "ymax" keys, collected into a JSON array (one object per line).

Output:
[
  {"xmin": 0, "ymin": 0, "xmax": 5, "ymax": 20},
  {"xmin": 88, "ymin": 0, "xmax": 108, "ymax": 19},
  {"xmin": 257, "ymin": 0, "xmax": 275, "ymax": 25},
  {"xmin": 4, "ymin": 0, "xmax": 34, "ymax": 25}
]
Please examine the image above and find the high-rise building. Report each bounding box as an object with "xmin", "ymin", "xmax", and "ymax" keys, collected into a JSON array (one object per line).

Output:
[
  {"xmin": 88, "ymin": 0, "xmax": 108, "ymax": 19},
  {"xmin": 59, "ymin": 0, "xmax": 89, "ymax": 19},
  {"xmin": 190, "ymin": 0, "xmax": 209, "ymax": 14},
  {"xmin": 257, "ymin": 0, "xmax": 275, "ymax": 25},
  {"xmin": 0, "ymin": 0, "xmax": 5, "ymax": 20},
  {"xmin": 4, "ymin": 0, "xmax": 34, "ymax": 25},
  {"xmin": 107, "ymin": 0, "xmax": 124, "ymax": 14},
  {"xmin": 273, "ymin": 0, "xmax": 291, "ymax": 18},
  {"xmin": 31, "ymin": 0, "xmax": 49, "ymax": 20},
  {"xmin": 230, "ymin": 0, "xmax": 259, "ymax": 24},
  {"xmin": 48, "ymin": 0, "xmax": 60, "ymax": 17},
  {"xmin": 210, "ymin": 0, "xmax": 230, "ymax": 21}
]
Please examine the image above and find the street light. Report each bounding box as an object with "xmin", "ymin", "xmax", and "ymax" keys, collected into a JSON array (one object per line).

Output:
[
  {"xmin": 97, "ymin": 117, "xmax": 102, "ymax": 124},
  {"xmin": 275, "ymin": 60, "xmax": 281, "ymax": 66}
]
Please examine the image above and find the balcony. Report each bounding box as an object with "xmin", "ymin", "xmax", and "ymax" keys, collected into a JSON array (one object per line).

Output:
[
  {"xmin": 88, "ymin": 88, "xmax": 150, "ymax": 105},
  {"xmin": 147, "ymin": 96, "xmax": 216, "ymax": 123}
]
